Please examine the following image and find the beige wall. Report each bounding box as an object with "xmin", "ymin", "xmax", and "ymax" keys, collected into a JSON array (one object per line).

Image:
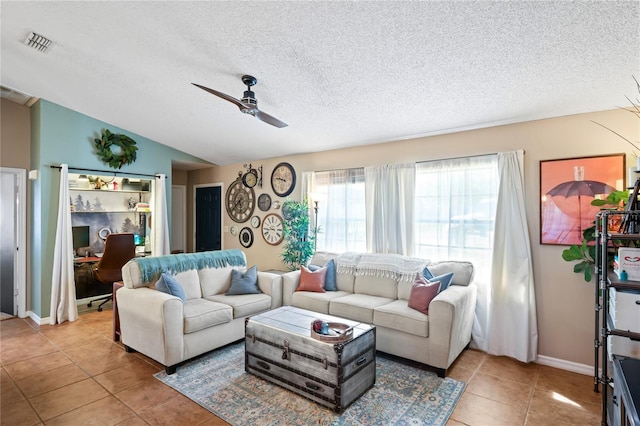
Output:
[
  {"xmin": 1, "ymin": 98, "xmax": 32, "ymax": 312},
  {"xmin": 188, "ymin": 108, "xmax": 639, "ymax": 367},
  {"xmin": 172, "ymin": 169, "xmax": 188, "ymax": 185},
  {"xmin": 1, "ymin": 98, "xmax": 31, "ymax": 168}
]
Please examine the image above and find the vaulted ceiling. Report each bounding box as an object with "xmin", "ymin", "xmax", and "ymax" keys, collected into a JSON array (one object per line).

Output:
[{"xmin": 2, "ymin": 1, "xmax": 639, "ymax": 166}]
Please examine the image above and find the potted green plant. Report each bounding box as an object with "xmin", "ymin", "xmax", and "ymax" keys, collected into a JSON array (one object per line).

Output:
[
  {"xmin": 281, "ymin": 199, "xmax": 318, "ymax": 271},
  {"xmin": 561, "ymin": 190, "xmax": 629, "ymax": 281}
]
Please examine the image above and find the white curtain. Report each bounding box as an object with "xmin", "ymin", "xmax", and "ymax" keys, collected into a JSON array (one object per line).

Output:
[
  {"xmin": 300, "ymin": 171, "xmax": 316, "ymax": 227},
  {"xmin": 152, "ymin": 174, "xmax": 170, "ymax": 256},
  {"xmin": 365, "ymin": 163, "xmax": 416, "ymax": 256},
  {"xmin": 50, "ymin": 164, "xmax": 78, "ymax": 324},
  {"xmin": 480, "ymin": 150, "xmax": 538, "ymax": 362},
  {"xmin": 313, "ymin": 169, "xmax": 367, "ymax": 253}
]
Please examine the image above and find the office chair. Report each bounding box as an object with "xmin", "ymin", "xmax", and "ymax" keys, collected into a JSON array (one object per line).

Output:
[{"xmin": 89, "ymin": 233, "xmax": 136, "ymax": 312}]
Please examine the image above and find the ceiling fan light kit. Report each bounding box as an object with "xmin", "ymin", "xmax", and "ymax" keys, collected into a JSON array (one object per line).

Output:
[{"xmin": 192, "ymin": 75, "xmax": 287, "ymax": 128}]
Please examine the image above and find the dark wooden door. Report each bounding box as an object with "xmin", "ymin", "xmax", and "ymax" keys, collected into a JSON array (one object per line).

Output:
[{"xmin": 195, "ymin": 186, "xmax": 222, "ymax": 252}]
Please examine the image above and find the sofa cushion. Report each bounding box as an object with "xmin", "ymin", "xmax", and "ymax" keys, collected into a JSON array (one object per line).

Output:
[
  {"xmin": 206, "ymin": 294, "xmax": 271, "ymax": 318},
  {"xmin": 199, "ymin": 265, "xmax": 239, "ymax": 297},
  {"xmin": 426, "ymin": 261, "xmax": 474, "ymax": 286},
  {"xmin": 374, "ymin": 300, "xmax": 429, "ymax": 338},
  {"xmin": 308, "ymin": 259, "xmax": 337, "ymax": 291},
  {"xmin": 354, "ymin": 275, "xmax": 398, "ymax": 299},
  {"xmin": 227, "ymin": 265, "xmax": 260, "ymax": 295},
  {"xmin": 297, "ymin": 266, "xmax": 327, "ymax": 292},
  {"xmin": 155, "ymin": 273, "xmax": 186, "ymax": 302},
  {"xmin": 329, "ymin": 293, "xmax": 394, "ymax": 324},
  {"xmin": 183, "ymin": 299, "xmax": 233, "ymax": 334},
  {"xmin": 291, "ymin": 291, "xmax": 351, "ymax": 314},
  {"xmin": 408, "ymin": 274, "xmax": 440, "ymax": 315},
  {"xmin": 173, "ymin": 269, "xmax": 202, "ymax": 300}
]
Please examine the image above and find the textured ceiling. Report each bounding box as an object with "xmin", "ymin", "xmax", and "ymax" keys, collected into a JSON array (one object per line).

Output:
[{"xmin": 2, "ymin": 1, "xmax": 639, "ymax": 166}]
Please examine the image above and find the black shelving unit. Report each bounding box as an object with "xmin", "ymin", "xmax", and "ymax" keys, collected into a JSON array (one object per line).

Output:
[{"xmin": 594, "ymin": 210, "xmax": 640, "ymax": 425}]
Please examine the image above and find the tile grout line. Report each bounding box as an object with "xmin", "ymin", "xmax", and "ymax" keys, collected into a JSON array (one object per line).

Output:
[{"xmin": 522, "ymin": 362, "xmax": 541, "ymax": 425}]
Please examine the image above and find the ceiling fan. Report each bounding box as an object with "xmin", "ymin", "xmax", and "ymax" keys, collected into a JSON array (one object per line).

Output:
[{"xmin": 192, "ymin": 75, "xmax": 287, "ymax": 128}]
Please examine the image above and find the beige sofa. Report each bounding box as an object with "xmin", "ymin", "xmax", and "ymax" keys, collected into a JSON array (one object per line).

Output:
[
  {"xmin": 117, "ymin": 249, "xmax": 282, "ymax": 374},
  {"xmin": 282, "ymin": 251, "xmax": 476, "ymax": 376}
]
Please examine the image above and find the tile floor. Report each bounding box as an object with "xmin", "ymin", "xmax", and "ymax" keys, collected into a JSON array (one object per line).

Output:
[{"xmin": 1, "ymin": 308, "xmax": 601, "ymax": 425}]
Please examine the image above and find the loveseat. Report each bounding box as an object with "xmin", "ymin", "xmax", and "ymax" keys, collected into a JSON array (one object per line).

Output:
[
  {"xmin": 282, "ymin": 251, "xmax": 477, "ymax": 376},
  {"xmin": 117, "ymin": 249, "xmax": 282, "ymax": 374}
]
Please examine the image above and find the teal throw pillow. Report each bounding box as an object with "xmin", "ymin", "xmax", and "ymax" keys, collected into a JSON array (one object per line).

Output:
[
  {"xmin": 155, "ymin": 272, "xmax": 186, "ymax": 302},
  {"xmin": 422, "ymin": 266, "xmax": 435, "ymax": 280},
  {"xmin": 431, "ymin": 272, "xmax": 455, "ymax": 292},
  {"xmin": 227, "ymin": 265, "xmax": 260, "ymax": 295},
  {"xmin": 308, "ymin": 259, "xmax": 337, "ymax": 291}
]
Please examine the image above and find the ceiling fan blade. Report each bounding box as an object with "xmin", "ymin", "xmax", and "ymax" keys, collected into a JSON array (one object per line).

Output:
[
  {"xmin": 253, "ymin": 109, "xmax": 288, "ymax": 128},
  {"xmin": 192, "ymin": 83, "xmax": 247, "ymax": 110}
]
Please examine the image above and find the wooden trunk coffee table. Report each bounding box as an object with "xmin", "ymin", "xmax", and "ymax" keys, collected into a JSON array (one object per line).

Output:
[{"xmin": 245, "ymin": 306, "xmax": 376, "ymax": 412}]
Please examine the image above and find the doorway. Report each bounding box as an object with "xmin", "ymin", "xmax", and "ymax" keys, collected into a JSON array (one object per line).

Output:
[
  {"xmin": 171, "ymin": 185, "xmax": 186, "ymax": 253},
  {"xmin": 0, "ymin": 168, "xmax": 26, "ymax": 318},
  {"xmin": 194, "ymin": 184, "xmax": 222, "ymax": 252}
]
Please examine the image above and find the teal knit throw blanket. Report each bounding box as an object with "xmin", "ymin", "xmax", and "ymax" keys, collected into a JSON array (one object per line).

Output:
[{"xmin": 133, "ymin": 249, "xmax": 246, "ymax": 283}]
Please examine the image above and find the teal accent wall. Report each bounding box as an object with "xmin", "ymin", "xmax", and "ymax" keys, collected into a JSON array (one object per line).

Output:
[{"xmin": 30, "ymin": 99, "xmax": 209, "ymax": 319}]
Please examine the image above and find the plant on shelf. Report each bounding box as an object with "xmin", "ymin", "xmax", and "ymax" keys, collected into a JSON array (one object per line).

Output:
[
  {"xmin": 281, "ymin": 199, "xmax": 318, "ymax": 271},
  {"xmin": 565, "ymin": 76, "xmax": 640, "ymax": 281},
  {"xmin": 561, "ymin": 190, "xmax": 629, "ymax": 282}
]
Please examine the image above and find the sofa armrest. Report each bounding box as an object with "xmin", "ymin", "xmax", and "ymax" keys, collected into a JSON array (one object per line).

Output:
[
  {"xmin": 116, "ymin": 287, "xmax": 185, "ymax": 367},
  {"xmin": 428, "ymin": 283, "xmax": 478, "ymax": 368},
  {"xmin": 257, "ymin": 272, "xmax": 283, "ymax": 309},
  {"xmin": 282, "ymin": 270, "xmax": 301, "ymax": 306}
]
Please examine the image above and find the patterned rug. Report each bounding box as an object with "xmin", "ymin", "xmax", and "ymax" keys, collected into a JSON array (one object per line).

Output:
[{"xmin": 154, "ymin": 342, "xmax": 465, "ymax": 425}]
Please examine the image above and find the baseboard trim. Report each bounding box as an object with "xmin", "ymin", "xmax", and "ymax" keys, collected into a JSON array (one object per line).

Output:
[
  {"xmin": 536, "ymin": 354, "xmax": 593, "ymax": 376},
  {"xmin": 26, "ymin": 310, "xmax": 49, "ymax": 325}
]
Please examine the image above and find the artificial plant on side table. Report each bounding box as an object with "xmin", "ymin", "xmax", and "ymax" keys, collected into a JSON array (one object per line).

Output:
[{"xmin": 562, "ymin": 190, "xmax": 629, "ymax": 282}]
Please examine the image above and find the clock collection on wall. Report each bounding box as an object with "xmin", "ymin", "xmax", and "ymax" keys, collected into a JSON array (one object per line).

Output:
[{"xmin": 226, "ymin": 162, "xmax": 296, "ymax": 247}]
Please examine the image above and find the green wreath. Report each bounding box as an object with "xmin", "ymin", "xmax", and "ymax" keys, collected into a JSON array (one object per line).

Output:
[{"xmin": 94, "ymin": 129, "xmax": 138, "ymax": 169}]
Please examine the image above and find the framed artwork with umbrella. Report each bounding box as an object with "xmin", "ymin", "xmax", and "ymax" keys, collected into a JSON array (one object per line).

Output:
[{"xmin": 540, "ymin": 154, "xmax": 625, "ymax": 245}]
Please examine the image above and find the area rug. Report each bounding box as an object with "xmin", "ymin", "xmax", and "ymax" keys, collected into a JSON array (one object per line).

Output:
[{"xmin": 154, "ymin": 342, "xmax": 465, "ymax": 425}]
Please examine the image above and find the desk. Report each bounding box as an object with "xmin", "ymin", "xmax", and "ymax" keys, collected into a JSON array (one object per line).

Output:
[
  {"xmin": 74, "ymin": 256, "xmax": 100, "ymax": 264},
  {"xmin": 74, "ymin": 257, "xmax": 109, "ymax": 300}
]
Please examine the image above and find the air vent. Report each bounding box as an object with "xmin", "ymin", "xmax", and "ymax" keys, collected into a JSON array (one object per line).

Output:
[
  {"xmin": 24, "ymin": 32, "xmax": 52, "ymax": 52},
  {"xmin": 0, "ymin": 85, "xmax": 38, "ymax": 106}
]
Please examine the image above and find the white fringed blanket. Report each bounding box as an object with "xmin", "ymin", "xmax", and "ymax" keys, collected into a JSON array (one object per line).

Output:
[{"xmin": 337, "ymin": 252, "xmax": 428, "ymax": 283}]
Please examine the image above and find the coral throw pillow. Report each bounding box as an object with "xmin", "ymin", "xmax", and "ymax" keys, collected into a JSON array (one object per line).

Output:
[
  {"xmin": 297, "ymin": 266, "xmax": 327, "ymax": 292},
  {"xmin": 408, "ymin": 273, "xmax": 441, "ymax": 315}
]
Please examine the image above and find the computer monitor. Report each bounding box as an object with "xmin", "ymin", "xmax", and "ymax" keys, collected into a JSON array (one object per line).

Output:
[{"xmin": 72, "ymin": 226, "xmax": 90, "ymax": 250}]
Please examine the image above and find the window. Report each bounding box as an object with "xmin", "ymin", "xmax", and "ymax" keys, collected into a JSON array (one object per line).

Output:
[
  {"xmin": 415, "ymin": 155, "xmax": 498, "ymax": 277},
  {"xmin": 313, "ymin": 169, "xmax": 366, "ymax": 252}
]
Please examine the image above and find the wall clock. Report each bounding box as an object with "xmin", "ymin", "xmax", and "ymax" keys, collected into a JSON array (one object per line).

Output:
[
  {"xmin": 225, "ymin": 178, "xmax": 256, "ymax": 223},
  {"xmin": 242, "ymin": 169, "xmax": 259, "ymax": 188},
  {"xmin": 251, "ymin": 216, "xmax": 261, "ymax": 228},
  {"xmin": 230, "ymin": 225, "xmax": 239, "ymax": 236},
  {"xmin": 258, "ymin": 193, "xmax": 272, "ymax": 211},
  {"xmin": 270, "ymin": 162, "xmax": 296, "ymax": 197},
  {"xmin": 262, "ymin": 213, "xmax": 284, "ymax": 246},
  {"xmin": 239, "ymin": 227, "xmax": 254, "ymax": 248}
]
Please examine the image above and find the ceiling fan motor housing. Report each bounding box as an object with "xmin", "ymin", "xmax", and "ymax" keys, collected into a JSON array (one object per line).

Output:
[{"xmin": 242, "ymin": 90, "xmax": 257, "ymax": 106}]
